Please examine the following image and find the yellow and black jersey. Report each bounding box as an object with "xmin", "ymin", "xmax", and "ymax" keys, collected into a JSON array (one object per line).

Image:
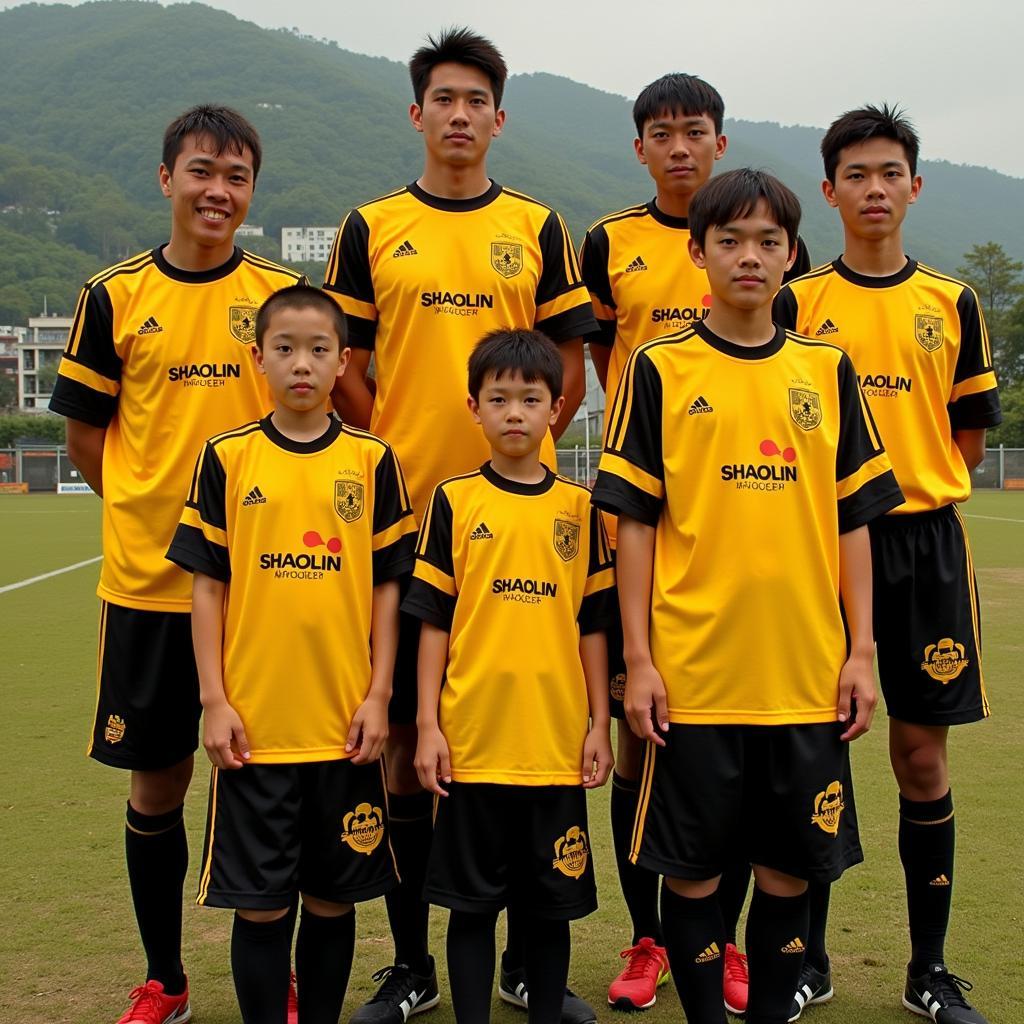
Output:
[
  {"xmin": 167, "ymin": 415, "xmax": 416, "ymax": 764},
  {"xmin": 402, "ymin": 464, "xmax": 615, "ymax": 785},
  {"xmin": 323, "ymin": 181, "xmax": 597, "ymax": 517},
  {"xmin": 774, "ymin": 258, "xmax": 1001, "ymax": 513},
  {"xmin": 50, "ymin": 246, "xmax": 305, "ymax": 612},
  {"xmin": 579, "ymin": 201, "xmax": 809, "ymax": 544},
  {"xmin": 591, "ymin": 321, "xmax": 904, "ymax": 725}
]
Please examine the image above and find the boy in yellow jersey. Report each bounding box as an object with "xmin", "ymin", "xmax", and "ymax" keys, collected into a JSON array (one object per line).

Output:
[
  {"xmin": 774, "ymin": 106, "xmax": 1000, "ymax": 1024},
  {"xmin": 48, "ymin": 105, "xmax": 303, "ymax": 1024},
  {"xmin": 167, "ymin": 286, "xmax": 416, "ymax": 1024},
  {"xmin": 323, "ymin": 27, "xmax": 597, "ymax": 1024},
  {"xmin": 404, "ymin": 329, "xmax": 615, "ymax": 1024},
  {"xmin": 593, "ymin": 169, "xmax": 904, "ymax": 1024},
  {"xmin": 578, "ymin": 73, "xmax": 810, "ymax": 1014}
]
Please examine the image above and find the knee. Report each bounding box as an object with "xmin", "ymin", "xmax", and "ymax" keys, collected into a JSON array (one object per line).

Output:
[
  {"xmin": 301, "ymin": 895, "xmax": 353, "ymax": 917},
  {"xmin": 665, "ymin": 875, "xmax": 720, "ymax": 899},
  {"xmin": 752, "ymin": 865, "xmax": 808, "ymax": 898},
  {"xmin": 237, "ymin": 906, "xmax": 291, "ymax": 924},
  {"xmin": 891, "ymin": 741, "xmax": 948, "ymax": 797},
  {"xmin": 129, "ymin": 757, "xmax": 194, "ymax": 814},
  {"xmin": 616, "ymin": 727, "xmax": 644, "ymax": 780}
]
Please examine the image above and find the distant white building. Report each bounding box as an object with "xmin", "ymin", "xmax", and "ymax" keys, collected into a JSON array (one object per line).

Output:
[
  {"xmin": 282, "ymin": 226, "xmax": 338, "ymax": 263},
  {"xmin": 19, "ymin": 315, "xmax": 72, "ymax": 411},
  {"xmin": 236, "ymin": 223, "xmax": 265, "ymax": 238}
]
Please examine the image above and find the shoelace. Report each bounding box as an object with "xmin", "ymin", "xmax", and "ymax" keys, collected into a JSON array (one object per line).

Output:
[
  {"xmin": 124, "ymin": 983, "xmax": 168, "ymax": 1021},
  {"xmin": 725, "ymin": 950, "xmax": 749, "ymax": 985},
  {"xmin": 930, "ymin": 971, "xmax": 974, "ymax": 1009},
  {"xmin": 619, "ymin": 943, "xmax": 664, "ymax": 981},
  {"xmin": 368, "ymin": 964, "xmax": 412, "ymax": 1003}
]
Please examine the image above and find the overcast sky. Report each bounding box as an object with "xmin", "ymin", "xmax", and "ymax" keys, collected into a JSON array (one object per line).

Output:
[{"xmin": 13, "ymin": 0, "xmax": 1023, "ymax": 178}]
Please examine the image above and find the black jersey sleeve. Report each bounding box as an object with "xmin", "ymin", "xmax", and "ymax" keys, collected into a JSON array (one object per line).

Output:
[
  {"xmin": 948, "ymin": 286, "xmax": 1002, "ymax": 430},
  {"xmin": 773, "ymin": 284, "xmax": 799, "ymax": 333},
  {"xmin": 371, "ymin": 444, "xmax": 417, "ymax": 583},
  {"xmin": 402, "ymin": 483, "xmax": 457, "ymax": 632},
  {"xmin": 166, "ymin": 441, "xmax": 231, "ymax": 581},
  {"xmin": 48, "ymin": 281, "xmax": 122, "ymax": 427},
  {"xmin": 835, "ymin": 352, "xmax": 904, "ymax": 531},
  {"xmin": 578, "ymin": 225, "xmax": 617, "ymax": 347},
  {"xmin": 534, "ymin": 209, "xmax": 599, "ymax": 342},
  {"xmin": 322, "ymin": 209, "xmax": 377, "ymax": 350},
  {"xmin": 578, "ymin": 502, "xmax": 616, "ymax": 634}
]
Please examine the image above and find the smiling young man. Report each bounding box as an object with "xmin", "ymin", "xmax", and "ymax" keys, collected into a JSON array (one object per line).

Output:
[
  {"xmin": 578, "ymin": 74, "xmax": 811, "ymax": 1015},
  {"xmin": 774, "ymin": 105, "xmax": 1001, "ymax": 1024},
  {"xmin": 49, "ymin": 105, "xmax": 303, "ymax": 1024},
  {"xmin": 323, "ymin": 27, "xmax": 597, "ymax": 1024}
]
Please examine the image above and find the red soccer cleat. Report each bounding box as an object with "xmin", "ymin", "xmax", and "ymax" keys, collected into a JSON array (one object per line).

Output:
[
  {"xmin": 116, "ymin": 979, "xmax": 192, "ymax": 1024},
  {"xmin": 724, "ymin": 943, "xmax": 749, "ymax": 1015},
  {"xmin": 608, "ymin": 937, "xmax": 671, "ymax": 1011}
]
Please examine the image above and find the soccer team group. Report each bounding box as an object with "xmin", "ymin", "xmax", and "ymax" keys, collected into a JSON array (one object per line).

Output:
[{"xmin": 48, "ymin": 25, "xmax": 1002, "ymax": 1024}]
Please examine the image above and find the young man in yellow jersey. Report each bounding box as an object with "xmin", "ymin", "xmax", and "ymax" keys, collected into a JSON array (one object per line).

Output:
[
  {"xmin": 404, "ymin": 329, "xmax": 615, "ymax": 1024},
  {"xmin": 323, "ymin": 27, "xmax": 597, "ymax": 1024},
  {"xmin": 593, "ymin": 169, "xmax": 904, "ymax": 1024},
  {"xmin": 579, "ymin": 74, "xmax": 810, "ymax": 1014},
  {"xmin": 167, "ymin": 285, "xmax": 416, "ymax": 1024},
  {"xmin": 774, "ymin": 106, "xmax": 1001, "ymax": 1024},
  {"xmin": 49, "ymin": 106, "xmax": 303, "ymax": 1024}
]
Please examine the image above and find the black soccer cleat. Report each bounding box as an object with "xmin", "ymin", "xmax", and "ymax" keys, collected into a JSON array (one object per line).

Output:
[
  {"xmin": 498, "ymin": 961, "xmax": 597, "ymax": 1024},
  {"xmin": 902, "ymin": 964, "xmax": 988, "ymax": 1023},
  {"xmin": 788, "ymin": 958, "xmax": 834, "ymax": 1021},
  {"xmin": 350, "ymin": 958, "xmax": 440, "ymax": 1024}
]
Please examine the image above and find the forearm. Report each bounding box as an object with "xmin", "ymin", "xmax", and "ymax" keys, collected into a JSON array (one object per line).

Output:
[
  {"xmin": 589, "ymin": 342, "xmax": 611, "ymax": 391},
  {"xmin": 415, "ymin": 622, "xmax": 449, "ymax": 730},
  {"xmin": 367, "ymin": 580, "xmax": 399, "ymax": 702},
  {"xmin": 192, "ymin": 573, "xmax": 228, "ymax": 708},
  {"xmin": 66, "ymin": 419, "xmax": 106, "ymax": 496},
  {"xmin": 580, "ymin": 630, "xmax": 610, "ymax": 727},
  {"xmin": 838, "ymin": 526, "xmax": 874, "ymax": 657},
  {"xmin": 552, "ymin": 338, "xmax": 585, "ymax": 439},
  {"xmin": 616, "ymin": 516, "xmax": 656, "ymax": 667},
  {"xmin": 954, "ymin": 428, "xmax": 986, "ymax": 471},
  {"xmin": 331, "ymin": 349, "xmax": 375, "ymax": 428}
]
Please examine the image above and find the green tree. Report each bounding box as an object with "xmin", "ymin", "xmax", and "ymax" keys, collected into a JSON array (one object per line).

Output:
[
  {"xmin": 0, "ymin": 373, "xmax": 17, "ymax": 412},
  {"xmin": 996, "ymin": 296, "xmax": 1024, "ymax": 388},
  {"xmin": 986, "ymin": 380, "xmax": 1024, "ymax": 448}
]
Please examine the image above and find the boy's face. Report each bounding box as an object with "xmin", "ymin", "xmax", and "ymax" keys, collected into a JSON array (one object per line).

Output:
[
  {"xmin": 159, "ymin": 133, "xmax": 255, "ymax": 250},
  {"xmin": 254, "ymin": 306, "xmax": 349, "ymax": 413},
  {"xmin": 688, "ymin": 200, "xmax": 796, "ymax": 311},
  {"xmin": 410, "ymin": 62, "xmax": 505, "ymax": 168},
  {"xmin": 823, "ymin": 137, "xmax": 922, "ymax": 242},
  {"xmin": 468, "ymin": 371, "xmax": 564, "ymax": 460},
  {"xmin": 635, "ymin": 111, "xmax": 726, "ymax": 199}
]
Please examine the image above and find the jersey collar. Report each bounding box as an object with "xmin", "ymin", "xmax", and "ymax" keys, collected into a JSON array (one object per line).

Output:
[
  {"xmin": 153, "ymin": 245, "xmax": 244, "ymax": 283},
  {"xmin": 646, "ymin": 200, "xmax": 690, "ymax": 230},
  {"xmin": 481, "ymin": 461, "xmax": 557, "ymax": 495},
  {"xmin": 694, "ymin": 319, "xmax": 786, "ymax": 360},
  {"xmin": 832, "ymin": 255, "xmax": 918, "ymax": 288},
  {"xmin": 408, "ymin": 179, "xmax": 503, "ymax": 213},
  {"xmin": 260, "ymin": 414, "xmax": 342, "ymax": 454}
]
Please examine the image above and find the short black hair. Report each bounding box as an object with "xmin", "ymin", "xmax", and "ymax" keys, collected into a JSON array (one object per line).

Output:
[
  {"xmin": 255, "ymin": 285, "xmax": 347, "ymax": 351},
  {"xmin": 633, "ymin": 73, "xmax": 725, "ymax": 138},
  {"xmin": 162, "ymin": 104, "xmax": 263, "ymax": 182},
  {"xmin": 409, "ymin": 26, "xmax": 508, "ymax": 108},
  {"xmin": 821, "ymin": 103, "xmax": 920, "ymax": 184},
  {"xmin": 468, "ymin": 329, "xmax": 563, "ymax": 401},
  {"xmin": 688, "ymin": 168, "xmax": 801, "ymax": 250}
]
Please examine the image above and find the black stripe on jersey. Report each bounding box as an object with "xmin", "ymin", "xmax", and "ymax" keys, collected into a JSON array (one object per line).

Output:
[
  {"xmin": 166, "ymin": 524, "xmax": 231, "ymax": 582},
  {"xmin": 85, "ymin": 250, "xmax": 154, "ymax": 289},
  {"xmin": 206, "ymin": 420, "xmax": 264, "ymax": 450},
  {"xmin": 953, "ymin": 285, "xmax": 994, "ymax": 377},
  {"xmin": 555, "ymin": 212, "xmax": 581, "ymax": 286},
  {"xmin": 499, "ymin": 185, "xmax": 549, "ymax": 210},
  {"xmin": 585, "ymin": 204, "xmax": 650, "ymax": 234},
  {"xmin": 47, "ymin": 377, "xmax": 117, "ymax": 427},
  {"xmin": 579, "ymin": 224, "xmax": 615, "ymax": 313},
  {"xmin": 916, "ymin": 262, "xmax": 966, "ymax": 287},
  {"xmin": 187, "ymin": 442, "xmax": 230, "ymax": 528},
  {"xmin": 240, "ymin": 252, "xmax": 303, "ymax": 280},
  {"xmin": 404, "ymin": 483, "xmax": 458, "ymax": 631}
]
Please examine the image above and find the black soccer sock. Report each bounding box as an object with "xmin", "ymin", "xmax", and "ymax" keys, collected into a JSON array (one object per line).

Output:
[
  {"xmin": 503, "ymin": 903, "xmax": 525, "ymax": 971},
  {"xmin": 295, "ymin": 905, "xmax": 356, "ymax": 1024},
  {"xmin": 744, "ymin": 887, "xmax": 810, "ymax": 1024},
  {"xmin": 125, "ymin": 802, "xmax": 188, "ymax": 995},
  {"xmin": 805, "ymin": 880, "xmax": 832, "ymax": 973},
  {"xmin": 900, "ymin": 790, "xmax": 955, "ymax": 973},
  {"xmin": 230, "ymin": 912, "xmax": 293, "ymax": 1024},
  {"xmin": 523, "ymin": 916, "xmax": 570, "ymax": 1024},
  {"xmin": 611, "ymin": 771, "xmax": 663, "ymax": 944},
  {"xmin": 384, "ymin": 790, "xmax": 433, "ymax": 973},
  {"xmin": 718, "ymin": 861, "xmax": 752, "ymax": 945},
  {"xmin": 448, "ymin": 909, "xmax": 499, "ymax": 1024},
  {"xmin": 660, "ymin": 886, "xmax": 727, "ymax": 1024}
]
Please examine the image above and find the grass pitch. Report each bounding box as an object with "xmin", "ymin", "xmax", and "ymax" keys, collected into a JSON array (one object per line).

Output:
[{"xmin": 1, "ymin": 491, "xmax": 1021, "ymax": 1023}]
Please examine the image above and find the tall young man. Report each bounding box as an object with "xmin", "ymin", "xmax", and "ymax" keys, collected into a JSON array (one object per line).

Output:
[
  {"xmin": 775, "ymin": 105, "xmax": 1001, "ymax": 1024},
  {"xmin": 323, "ymin": 28, "xmax": 597, "ymax": 1024},
  {"xmin": 579, "ymin": 74, "xmax": 809, "ymax": 1014},
  {"xmin": 49, "ymin": 106, "xmax": 303, "ymax": 1024}
]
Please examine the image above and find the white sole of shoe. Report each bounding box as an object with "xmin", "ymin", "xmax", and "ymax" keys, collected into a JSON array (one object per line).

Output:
[
  {"xmin": 789, "ymin": 986, "xmax": 834, "ymax": 1022},
  {"xmin": 409, "ymin": 993, "xmax": 441, "ymax": 1016},
  {"xmin": 499, "ymin": 988, "xmax": 528, "ymax": 1010},
  {"xmin": 901, "ymin": 995, "xmax": 934, "ymax": 1019}
]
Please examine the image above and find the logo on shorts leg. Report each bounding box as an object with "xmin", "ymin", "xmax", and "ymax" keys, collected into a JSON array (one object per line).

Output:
[
  {"xmin": 340, "ymin": 802, "xmax": 384, "ymax": 854},
  {"xmin": 610, "ymin": 672, "xmax": 626, "ymax": 702},
  {"xmin": 552, "ymin": 826, "xmax": 589, "ymax": 878},
  {"xmin": 104, "ymin": 714, "xmax": 126, "ymax": 744},
  {"xmin": 811, "ymin": 781, "xmax": 845, "ymax": 836},
  {"xmin": 921, "ymin": 638, "xmax": 969, "ymax": 682}
]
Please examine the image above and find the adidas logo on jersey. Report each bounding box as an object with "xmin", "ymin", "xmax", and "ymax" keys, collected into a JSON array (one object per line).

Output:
[
  {"xmin": 695, "ymin": 943, "xmax": 721, "ymax": 964},
  {"xmin": 781, "ymin": 937, "xmax": 806, "ymax": 954},
  {"xmin": 815, "ymin": 318, "xmax": 839, "ymax": 336},
  {"xmin": 470, "ymin": 522, "xmax": 493, "ymax": 540},
  {"xmin": 929, "ymin": 874, "xmax": 951, "ymax": 887},
  {"xmin": 688, "ymin": 396, "xmax": 713, "ymax": 416},
  {"xmin": 625, "ymin": 256, "xmax": 648, "ymax": 273},
  {"xmin": 393, "ymin": 240, "xmax": 418, "ymax": 258},
  {"xmin": 138, "ymin": 316, "xmax": 164, "ymax": 335},
  {"xmin": 242, "ymin": 486, "xmax": 267, "ymax": 507}
]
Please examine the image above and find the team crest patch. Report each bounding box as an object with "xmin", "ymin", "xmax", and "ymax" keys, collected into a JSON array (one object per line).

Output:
[
  {"xmin": 229, "ymin": 306, "xmax": 258, "ymax": 345},
  {"xmin": 789, "ymin": 387, "xmax": 822, "ymax": 431},
  {"xmin": 610, "ymin": 672, "xmax": 626, "ymax": 702},
  {"xmin": 552, "ymin": 826, "xmax": 589, "ymax": 878},
  {"xmin": 340, "ymin": 803, "xmax": 385, "ymax": 854},
  {"xmin": 921, "ymin": 638, "xmax": 969, "ymax": 682},
  {"xmin": 915, "ymin": 314, "xmax": 943, "ymax": 352},
  {"xmin": 491, "ymin": 242, "xmax": 523, "ymax": 279},
  {"xmin": 104, "ymin": 714, "xmax": 126, "ymax": 744},
  {"xmin": 334, "ymin": 481, "xmax": 364, "ymax": 522},
  {"xmin": 553, "ymin": 518, "xmax": 580, "ymax": 561},
  {"xmin": 811, "ymin": 781, "xmax": 844, "ymax": 836}
]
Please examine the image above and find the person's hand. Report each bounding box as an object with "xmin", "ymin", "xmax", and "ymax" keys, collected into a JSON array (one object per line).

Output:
[
  {"xmin": 624, "ymin": 660, "xmax": 669, "ymax": 746},
  {"xmin": 414, "ymin": 724, "xmax": 452, "ymax": 796},
  {"xmin": 347, "ymin": 695, "xmax": 389, "ymax": 764},
  {"xmin": 837, "ymin": 653, "xmax": 877, "ymax": 741},
  {"xmin": 203, "ymin": 701, "xmax": 250, "ymax": 769},
  {"xmin": 582, "ymin": 725, "xmax": 613, "ymax": 788}
]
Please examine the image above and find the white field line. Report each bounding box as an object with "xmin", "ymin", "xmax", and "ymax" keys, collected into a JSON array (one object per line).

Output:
[
  {"xmin": 962, "ymin": 514, "xmax": 1024, "ymax": 525},
  {"xmin": 0, "ymin": 555, "xmax": 102, "ymax": 595}
]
